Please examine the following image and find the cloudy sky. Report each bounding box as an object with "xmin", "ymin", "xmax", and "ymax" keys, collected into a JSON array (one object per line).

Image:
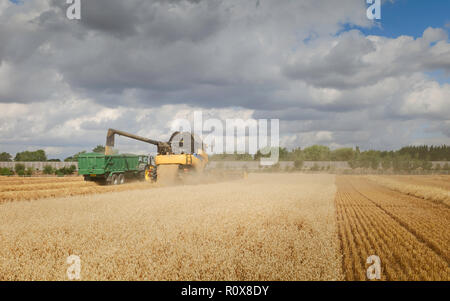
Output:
[{"xmin": 0, "ymin": 0, "xmax": 449, "ymax": 159}]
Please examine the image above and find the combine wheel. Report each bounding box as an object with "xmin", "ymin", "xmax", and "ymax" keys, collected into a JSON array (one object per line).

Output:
[
  {"xmin": 111, "ymin": 174, "xmax": 119, "ymax": 185},
  {"xmin": 118, "ymin": 173, "xmax": 125, "ymax": 185}
]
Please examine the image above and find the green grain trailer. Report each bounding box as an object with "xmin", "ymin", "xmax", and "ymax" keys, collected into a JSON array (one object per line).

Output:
[{"xmin": 78, "ymin": 153, "xmax": 150, "ymax": 185}]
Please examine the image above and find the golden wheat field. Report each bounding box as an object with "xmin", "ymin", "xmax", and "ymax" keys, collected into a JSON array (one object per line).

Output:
[
  {"xmin": 0, "ymin": 174, "xmax": 342, "ymax": 280},
  {"xmin": 0, "ymin": 173, "xmax": 448, "ymax": 280}
]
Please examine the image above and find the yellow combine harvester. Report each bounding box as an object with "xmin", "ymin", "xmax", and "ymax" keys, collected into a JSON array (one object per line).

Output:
[{"xmin": 105, "ymin": 128, "xmax": 208, "ymax": 184}]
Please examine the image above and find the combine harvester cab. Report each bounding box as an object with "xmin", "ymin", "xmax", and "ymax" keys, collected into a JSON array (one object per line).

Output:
[{"xmin": 78, "ymin": 153, "xmax": 153, "ymax": 185}]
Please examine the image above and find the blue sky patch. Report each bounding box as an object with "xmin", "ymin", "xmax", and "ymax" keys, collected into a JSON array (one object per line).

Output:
[{"xmin": 340, "ymin": 0, "xmax": 450, "ymax": 39}]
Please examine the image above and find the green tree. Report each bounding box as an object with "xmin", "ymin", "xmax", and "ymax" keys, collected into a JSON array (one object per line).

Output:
[
  {"xmin": 0, "ymin": 152, "xmax": 12, "ymax": 161},
  {"xmin": 64, "ymin": 151, "xmax": 86, "ymax": 162},
  {"xmin": 14, "ymin": 150, "xmax": 47, "ymax": 161},
  {"xmin": 411, "ymin": 159, "xmax": 422, "ymax": 170},
  {"xmin": 287, "ymin": 147, "xmax": 302, "ymax": 161},
  {"xmin": 392, "ymin": 154, "xmax": 412, "ymax": 171},
  {"xmin": 371, "ymin": 158, "xmax": 380, "ymax": 170},
  {"xmin": 357, "ymin": 150, "xmax": 381, "ymax": 170},
  {"xmin": 254, "ymin": 147, "xmax": 284, "ymax": 161},
  {"xmin": 15, "ymin": 163, "xmax": 26, "ymax": 176},
  {"xmin": 302, "ymin": 145, "xmax": 331, "ymax": 161},
  {"xmin": 92, "ymin": 145, "xmax": 105, "ymax": 153},
  {"xmin": 331, "ymin": 148, "xmax": 355, "ymax": 161},
  {"xmin": 278, "ymin": 147, "xmax": 290, "ymax": 161},
  {"xmin": 381, "ymin": 158, "xmax": 391, "ymax": 170},
  {"xmin": 348, "ymin": 159, "xmax": 359, "ymax": 169}
]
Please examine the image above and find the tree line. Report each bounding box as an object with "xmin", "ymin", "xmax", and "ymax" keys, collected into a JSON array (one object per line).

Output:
[
  {"xmin": 211, "ymin": 145, "xmax": 450, "ymax": 161},
  {"xmin": 2, "ymin": 144, "xmax": 450, "ymax": 172},
  {"xmin": 0, "ymin": 145, "xmax": 105, "ymax": 162},
  {"xmin": 0, "ymin": 146, "xmax": 104, "ymax": 176},
  {"xmin": 210, "ymin": 145, "xmax": 450, "ymax": 171}
]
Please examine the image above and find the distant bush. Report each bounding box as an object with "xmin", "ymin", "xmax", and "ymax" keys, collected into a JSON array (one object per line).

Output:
[
  {"xmin": 294, "ymin": 159, "xmax": 303, "ymax": 170},
  {"xmin": 311, "ymin": 163, "xmax": 320, "ymax": 171},
  {"xmin": 381, "ymin": 159, "xmax": 392, "ymax": 170},
  {"xmin": 15, "ymin": 163, "xmax": 26, "ymax": 176},
  {"xmin": 348, "ymin": 160, "xmax": 358, "ymax": 169},
  {"xmin": 0, "ymin": 167, "xmax": 14, "ymax": 176},
  {"xmin": 54, "ymin": 165, "xmax": 77, "ymax": 176},
  {"xmin": 421, "ymin": 161, "xmax": 433, "ymax": 170},
  {"xmin": 371, "ymin": 159, "xmax": 380, "ymax": 170},
  {"xmin": 25, "ymin": 167, "xmax": 33, "ymax": 176},
  {"xmin": 43, "ymin": 165, "xmax": 54, "ymax": 175}
]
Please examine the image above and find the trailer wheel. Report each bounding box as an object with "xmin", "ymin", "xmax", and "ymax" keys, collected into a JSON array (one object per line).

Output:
[
  {"xmin": 111, "ymin": 174, "xmax": 118, "ymax": 185},
  {"xmin": 118, "ymin": 173, "xmax": 125, "ymax": 185}
]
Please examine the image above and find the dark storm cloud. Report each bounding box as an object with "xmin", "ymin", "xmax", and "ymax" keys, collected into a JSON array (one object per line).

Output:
[
  {"xmin": 2, "ymin": 0, "xmax": 371, "ymax": 105},
  {"xmin": 283, "ymin": 30, "xmax": 376, "ymax": 89},
  {"xmin": 0, "ymin": 0, "xmax": 371, "ymax": 107},
  {"xmin": 1, "ymin": 0, "xmax": 449, "ymax": 158},
  {"xmin": 78, "ymin": 0, "xmax": 142, "ymax": 37}
]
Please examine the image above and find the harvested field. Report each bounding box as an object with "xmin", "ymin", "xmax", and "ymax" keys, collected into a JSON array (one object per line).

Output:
[
  {"xmin": 0, "ymin": 176, "xmax": 83, "ymax": 185},
  {"xmin": 335, "ymin": 175, "xmax": 449, "ymax": 280},
  {"xmin": 0, "ymin": 180, "xmax": 97, "ymax": 192},
  {"xmin": 0, "ymin": 176, "xmax": 156, "ymax": 203},
  {"xmin": 0, "ymin": 173, "xmax": 342, "ymax": 280},
  {"xmin": 364, "ymin": 175, "xmax": 450, "ymax": 206}
]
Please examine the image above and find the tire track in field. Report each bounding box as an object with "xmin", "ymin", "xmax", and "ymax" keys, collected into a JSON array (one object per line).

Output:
[
  {"xmin": 349, "ymin": 179, "xmax": 449, "ymax": 264},
  {"xmin": 335, "ymin": 176, "xmax": 449, "ymax": 280}
]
